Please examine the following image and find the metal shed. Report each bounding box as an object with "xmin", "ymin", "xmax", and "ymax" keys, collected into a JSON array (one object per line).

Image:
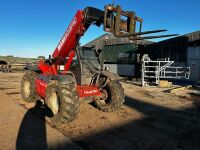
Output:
[{"xmin": 145, "ymin": 31, "xmax": 200, "ymax": 82}]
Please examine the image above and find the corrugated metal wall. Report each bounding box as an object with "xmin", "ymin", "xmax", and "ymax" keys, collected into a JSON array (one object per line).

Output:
[
  {"xmin": 145, "ymin": 31, "xmax": 200, "ymax": 62},
  {"xmin": 145, "ymin": 31, "xmax": 200, "ymax": 82},
  {"xmin": 102, "ymin": 43, "xmax": 138, "ymax": 63},
  {"xmin": 187, "ymin": 46, "xmax": 200, "ymax": 81},
  {"xmin": 145, "ymin": 36, "xmax": 188, "ymax": 62}
]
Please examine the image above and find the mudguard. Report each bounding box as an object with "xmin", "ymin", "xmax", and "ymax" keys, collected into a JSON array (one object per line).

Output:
[
  {"xmin": 92, "ymin": 71, "xmax": 120, "ymax": 81},
  {"xmin": 101, "ymin": 71, "xmax": 120, "ymax": 81},
  {"xmin": 58, "ymin": 72, "xmax": 76, "ymax": 84},
  {"xmin": 37, "ymin": 72, "xmax": 76, "ymax": 85}
]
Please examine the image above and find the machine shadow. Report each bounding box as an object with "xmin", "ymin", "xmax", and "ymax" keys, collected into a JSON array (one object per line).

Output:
[
  {"xmin": 16, "ymin": 101, "xmax": 49, "ymax": 150},
  {"xmin": 16, "ymin": 101, "xmax": 78, "ymax": 150},
  {"xmin": 71, "ymin": 96, "xmax": 200, "ymax": 150}
]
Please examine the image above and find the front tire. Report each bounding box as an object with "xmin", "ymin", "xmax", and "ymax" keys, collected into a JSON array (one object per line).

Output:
[
  {"xmin": 95, "ymin": 80, "xmax": 125, "ymax": 112},
  {"xmin": 21, "ymin": 71, "xmax": 38, "ymax": 103},
  {"xmin": 45, "ymin": 80, "xmax": 80, "ymax": 124}
]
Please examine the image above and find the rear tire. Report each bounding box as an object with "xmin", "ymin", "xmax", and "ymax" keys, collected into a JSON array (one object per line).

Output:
[
  {"xmin": 45, "ymin": 80, "xmax": 80, "ymax": 124},
  {"xmin": 95, "ymin": 80, "xmax": 125, "ymax": 112},
  {"xmin": 21, "ymin": 71, "xmax": 38, "ymax": 103}
]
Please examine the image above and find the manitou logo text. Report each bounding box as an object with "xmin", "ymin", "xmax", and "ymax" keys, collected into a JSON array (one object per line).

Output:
[
  {"xmin": 58, "ymin": 17, "xmax": 77, "ymax": 51},
  {"xmin": 83, "ymin": 90, "xmax": 98, "ymax": 95}
]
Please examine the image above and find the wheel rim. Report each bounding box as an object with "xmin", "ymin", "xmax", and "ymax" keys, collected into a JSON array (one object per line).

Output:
[
  {"xmin": 48, "ymin": 92, "xmax": 59, "ymax": 115},
  {"xmin": 100, "ymin": 89, "xmax": 108, "ymax": 101},
  {"xmin": 23, "ymin": 80, "xmax": 30, "ymax": 98},
  {"xmin": 99, "ymin": 88, "xmax": 111, "ymax": 105}
]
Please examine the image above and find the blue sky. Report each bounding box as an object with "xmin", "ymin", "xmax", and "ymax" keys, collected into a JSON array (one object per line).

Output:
[{"xmin": 0, "ymin": 0, "xmax": 199, "ymax": 58}]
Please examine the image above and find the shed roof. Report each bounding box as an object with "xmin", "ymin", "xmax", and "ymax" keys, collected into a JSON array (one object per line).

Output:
[
  {"xmin": 84, "ymin": 33, "xmax": 153, "ymax": 50},
  {"xmin": 157, "ymin": 31, "xmax": 200, "ymax": 44}
]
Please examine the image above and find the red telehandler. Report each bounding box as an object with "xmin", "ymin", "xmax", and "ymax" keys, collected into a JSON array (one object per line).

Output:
[{"xmin": 21, "ymin": 4, "xmax": 177, "ymax": 124}]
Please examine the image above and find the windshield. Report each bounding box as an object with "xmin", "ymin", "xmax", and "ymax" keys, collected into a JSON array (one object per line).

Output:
[{"xmin": 80, "ymin": 47, "xmax": 101, "ymax": 73}]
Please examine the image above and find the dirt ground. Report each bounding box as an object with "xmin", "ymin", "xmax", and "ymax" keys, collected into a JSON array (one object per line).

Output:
[
  {"xmin": 0, "ymin": 91, "xmax": 83, "ymax": 150},
  {"xmin": 0, "ymin": 72, "xmax": 200, "ymax": 150}
]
